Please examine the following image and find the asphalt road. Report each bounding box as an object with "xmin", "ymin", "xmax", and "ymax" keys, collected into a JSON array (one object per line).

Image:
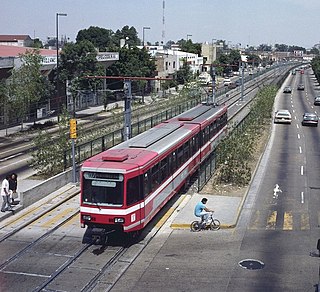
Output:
[{"xmin": 111, "ymin": 68, "xmax": 320, "ymax": 291}]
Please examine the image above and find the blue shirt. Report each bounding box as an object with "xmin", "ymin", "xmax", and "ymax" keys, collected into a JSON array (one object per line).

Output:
[{"xmin": 194, "ymin": 201, "xmax": 206, "ymax": 217}]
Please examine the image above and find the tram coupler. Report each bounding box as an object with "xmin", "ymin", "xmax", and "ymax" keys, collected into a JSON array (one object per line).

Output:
[
  {"xmin": 82, "ymin": 227, "xmax": 107, "ymax": 245},
  {"xmin": 82, "ymin": 227, "xmax": 116, "ymax": 245}
]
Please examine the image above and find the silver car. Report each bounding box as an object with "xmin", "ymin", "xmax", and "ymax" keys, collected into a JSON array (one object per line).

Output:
[{"xmin": 274, "ymin": 110, "xmax": 292, "ymax": 124}]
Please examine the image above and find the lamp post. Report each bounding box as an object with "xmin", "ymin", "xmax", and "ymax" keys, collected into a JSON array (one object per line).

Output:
[
  {"xmin": 56, "ymin": 12, "xmax": 67, "ymax": 112},
  {"xmin": 142, "ymin": 26, "xmax": 151, "ymax": 46}
]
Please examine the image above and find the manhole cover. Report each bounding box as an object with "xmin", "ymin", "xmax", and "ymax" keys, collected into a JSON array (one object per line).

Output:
[{"xmin": 238, "ymin": 259, "xmax": 265, "ymax": 270}]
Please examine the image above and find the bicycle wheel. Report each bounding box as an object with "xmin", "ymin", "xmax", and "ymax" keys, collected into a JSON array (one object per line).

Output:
[
  {"xmin": 209, "ymin": 219, "xmax": 220, "ymax": 230},
  {"xmin": 190, "ymin": 221, "xmax": 201, "ymax": 232}
]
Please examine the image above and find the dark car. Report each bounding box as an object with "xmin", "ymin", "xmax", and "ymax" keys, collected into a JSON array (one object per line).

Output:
[
  {"xmin": 228, "ymin": 82, "xmax": 237, "ymax": 89},
  {"xmin": 283, "ymin": 86, "xmax": 292, "ymax": 93},
  {"xmin": 314, "ymin": 96, "xmax": 320, "ymax": 106},
  {"xmin": 235, "ymin": 79, "xmax": 242, "ymax": 86},
  {"xmin": 302, "ymin": 113, "xmax": 318, "ymax": 127},
  {"xmin": 297, "ymin": 84, "xmax": 305, "ymax": 90}
]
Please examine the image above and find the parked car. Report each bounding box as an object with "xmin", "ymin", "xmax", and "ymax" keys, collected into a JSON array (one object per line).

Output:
[
  {"xmin": 297, "ymin": 84, "xmax": 305, "ymax": 90},
  {"xmin": 274, "ymin": 110, "xmax": 292, "ymax": 124},
  {"xmin": 283, "ymin": 86, "xmax": 292, "ymax": 93},
  {"xmin": 302, "ymin": 113, "xmax": 318, "ymax": 127},
  {"xmin": 314, "ymin": 96, "xmax": 320, "ymax": 106}
]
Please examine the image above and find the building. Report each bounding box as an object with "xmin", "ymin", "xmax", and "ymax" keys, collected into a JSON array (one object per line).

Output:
[{"xmin": 0, "ymin": 35, "xmax": 34, "ymax": 47}]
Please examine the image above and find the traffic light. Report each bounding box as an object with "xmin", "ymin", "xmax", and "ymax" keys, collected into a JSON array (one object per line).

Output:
[{"xmin": 70, "ymin": 118, "xmax": 77, "ymax": 139}]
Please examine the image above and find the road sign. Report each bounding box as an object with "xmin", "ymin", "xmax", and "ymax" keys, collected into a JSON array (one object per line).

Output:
[{"xmin": 70, "ymin": 118, "xmax": 77, "ymax": 139}]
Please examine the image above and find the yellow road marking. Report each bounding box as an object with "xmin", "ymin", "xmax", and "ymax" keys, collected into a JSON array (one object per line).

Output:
[
  {"xmin": 39, "ymin": 208, "xmax": 75, "ymax": 228},
  {"xmin": 283, "ymin": 211, "xmax": 293, "ymax": 230},
  {"xmin": 250, "ymin": 210, "xmax": 260, "ymax": 230},
  {"xmin": 266, "ymin": 211, "xmax": 277, "ymax": 230},
  {"xmin": 300, "ymin": 213, "xmax": 310, "ymax": 230}
]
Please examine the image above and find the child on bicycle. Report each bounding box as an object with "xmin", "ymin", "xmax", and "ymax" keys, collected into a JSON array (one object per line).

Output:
[{"xmin": 194, "ymin": 197, "xmax": 214, "ymax": 226}]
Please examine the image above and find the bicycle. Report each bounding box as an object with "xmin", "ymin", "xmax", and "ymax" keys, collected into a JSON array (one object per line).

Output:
[{"xmin": 190, "ymin": 212, "xmax": 220, "ymax": 232}]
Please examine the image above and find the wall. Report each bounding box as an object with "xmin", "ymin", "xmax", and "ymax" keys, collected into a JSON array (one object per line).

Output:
[{"xmin": 19, "ymin": 169, "xmax": 74, "ymax": 208}]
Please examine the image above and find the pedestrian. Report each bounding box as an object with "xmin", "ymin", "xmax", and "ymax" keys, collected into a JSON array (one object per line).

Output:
[
  {"xmin": 8, "ymin": 173, "xmax": 18, "ymax": 205},
  {"xmin": 1, "ymin": 175, "xmax": 12, "ymax": 212}
]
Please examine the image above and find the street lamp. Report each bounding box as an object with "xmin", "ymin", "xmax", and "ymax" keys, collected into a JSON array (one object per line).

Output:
[
  {"xmin": 142, "ymin": 26, "xmax": 151, "ymax": 46},
  {"xmin": 56, "ymin": 12, "xmax": 67, "ymax": 111}
]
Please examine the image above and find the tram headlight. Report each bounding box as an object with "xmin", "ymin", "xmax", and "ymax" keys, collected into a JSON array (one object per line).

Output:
[
  {"xmin": 114, "ymin": 217, "xmax": 125, "ymax": 223},
  {"xmin": 82, "ymin": 215, "xmax": 91, "ymax": 221}
]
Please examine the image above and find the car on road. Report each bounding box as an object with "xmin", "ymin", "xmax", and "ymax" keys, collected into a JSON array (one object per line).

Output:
[
  {"xmin": 274, "ymin": 110, "xmax": 292, "ymax": 124},
  {"xmin": 235, "ymin": 79, "xmax": 242, "ymax": 86},
  {"xmin": 302, "ymin": 113, "xmax": 318, "ymax": 127},
  {"xmin": 223, "ymin": 78, "xmax": 232, "ymax": 86},
  {"xmin": 283, "ymin": 86, "xmax": 292, "ymax": 93},
  {"xmin": 297, "ymin": 84, "xmax": 305, "ymax": 90},
  {"xmin": 228, "ymin": 82, "xmax": 237, "ymax": 89},
  {"xmin": 314, "ymin": 96, "xmax": 320, "ymax": 106}
]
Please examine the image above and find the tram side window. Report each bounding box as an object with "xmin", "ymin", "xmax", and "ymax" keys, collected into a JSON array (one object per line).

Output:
[
  {"xmin": 127, "ymin": 176, "xmax": 142, "ymax": 206},
  {"xmin": 183, "ymin": 141, "xmax": 190, "ymax": 161},
  {"xmin": 169, "ymin": 151, "xmax": 177, "ymax": 173},
  {"xmin": 177, "ymin": 146, "xmax": 184, "ymax": 167},
  {"xmin": 143, "ymin": 171, "xmax": 151, "ymax": 198},
  {"xmin": 160, "ymin": 158, "xmax": 168, "ymax": 182},
  {"xmin": 151, "ymin": 164, "xmax": 160, "ymax": 191}
]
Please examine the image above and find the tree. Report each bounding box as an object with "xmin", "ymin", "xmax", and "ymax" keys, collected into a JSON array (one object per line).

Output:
[
  {"xmin": 177, "ymin": 39, "xmax": 202, "ymax": 55},
  {"xmin": 105, "ymin": 46, "xmax": 156, "ymax": 90},
  {"xmin": 113, "ymin": 25, "xmax": 140, "ymax": 49},
  {"xmin": 59, "ymin": 40, "xmax": 105, "ymax": 91},
  {"xmin": 7, "ymin": 50, "xmax": 52, "ymax": 128},
  {"xmin": 175, "ymin": 61, "xmax": 193, "ymax": 84},
  {"xmin": 30, "ymin": 109, "xmax": 72, "ymax": 176},
  {"xmin": 76, "ymin": 26, "xmax": 115, "ymax": 51}
]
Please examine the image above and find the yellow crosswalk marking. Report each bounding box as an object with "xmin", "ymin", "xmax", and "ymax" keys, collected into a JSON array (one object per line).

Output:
[
  {"xmin": 266, "ymin": 211, "xmax": 277, "ymax": 230},
  {"xmin": 300, "ymin": 214, "xmax": 310, "ymax": 230},
  {"xmin": 283, "ymin": 211, "xmax": 293, "ymax": 230},
  {"xmin": 250, "ymin": 210, "xmax": 260, "ymax": 230}
]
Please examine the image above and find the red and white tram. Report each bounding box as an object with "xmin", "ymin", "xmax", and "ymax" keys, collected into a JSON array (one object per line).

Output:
[{"xmin": 80, "ymin": 103, "xmax": 228, "ymax": 242}]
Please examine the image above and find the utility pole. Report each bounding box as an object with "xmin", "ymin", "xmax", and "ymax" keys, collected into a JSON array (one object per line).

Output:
[
  {"xmin": 84, "ymin": 76, "xmax": 172, "ymax": 142},
  {"xmin": 209, "ymin": 65, "xmax": 216, "ymax": 106},
  {"xmin": 123, "ymin": 79, "xmax": 132, "ymax": 140}
]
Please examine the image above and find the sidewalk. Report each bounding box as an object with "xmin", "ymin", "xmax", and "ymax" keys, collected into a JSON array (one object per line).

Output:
[{"xmin": 170, "ymin": 192, "xmax": 245, "ymax": 229}]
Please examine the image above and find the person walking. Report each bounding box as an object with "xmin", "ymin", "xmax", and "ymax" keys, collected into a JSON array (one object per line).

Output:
[
  {"xmin": 8, "ymin": 173, "xmax": 18, "ymax": 205},
  {"xmin": 1, "ymin": 175, "xmax": 12, "ymax": 212}
]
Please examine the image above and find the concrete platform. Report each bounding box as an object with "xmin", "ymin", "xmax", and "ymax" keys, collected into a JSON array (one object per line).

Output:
[{"xmin": 170, "ymin": 192, "xmax": 244, "ymax": 229}]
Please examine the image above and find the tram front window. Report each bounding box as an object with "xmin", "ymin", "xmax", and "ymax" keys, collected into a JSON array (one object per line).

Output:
[{"xmin": 82, "ymin": 172, "xmax": 124, "ymax": 206}]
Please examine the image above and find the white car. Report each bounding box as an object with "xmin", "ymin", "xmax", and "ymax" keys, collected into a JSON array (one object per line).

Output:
[
  {"xmin": 223, "ymin": 78, "xmax": 231, "ymax": 86},
  {"xmin": 274, "ymin": 110, "xmax": 292, "ymax": 124}
]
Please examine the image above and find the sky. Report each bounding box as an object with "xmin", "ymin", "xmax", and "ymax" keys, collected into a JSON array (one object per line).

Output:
[{"xmin": 1, "ymin": 0, "xmax": 320, "ymax": 49}]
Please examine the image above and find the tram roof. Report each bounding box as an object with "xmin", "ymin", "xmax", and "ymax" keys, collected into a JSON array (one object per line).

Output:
[{"xmin": 167, "ymin": 104, "xmax": 226, "ymax": 125}]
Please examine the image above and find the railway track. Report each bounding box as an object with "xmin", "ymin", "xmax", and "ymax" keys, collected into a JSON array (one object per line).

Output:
[{"xmin": 0, "ymin": 181, "xmax": 181, "ymax": 291}]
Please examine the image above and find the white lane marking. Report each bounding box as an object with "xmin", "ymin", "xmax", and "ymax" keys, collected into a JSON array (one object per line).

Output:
[
  {"xmin": 301, "ymin": 192, "xmax": 304, "ymax": 204},
  {"xmin": 296, "ymin": 124, "xmax": 299, "ymax": 129},
  {"xmin": 0, "ymin": 157, "xmax": 30, "ymax": 170},
  {"xmin": 299, "ymin": 146, "xmax": 302, "ymax": 153},
  {"xmin": 0, "ymin": 152, "xmax": 24, "ymax": 162},
  {"xmin": 301, "ymin": 166, "xmax": 304, "ymax": 176},
  {"xmin": 298, "ymin": 134, "xmax": 300, "ymax": 139}
]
